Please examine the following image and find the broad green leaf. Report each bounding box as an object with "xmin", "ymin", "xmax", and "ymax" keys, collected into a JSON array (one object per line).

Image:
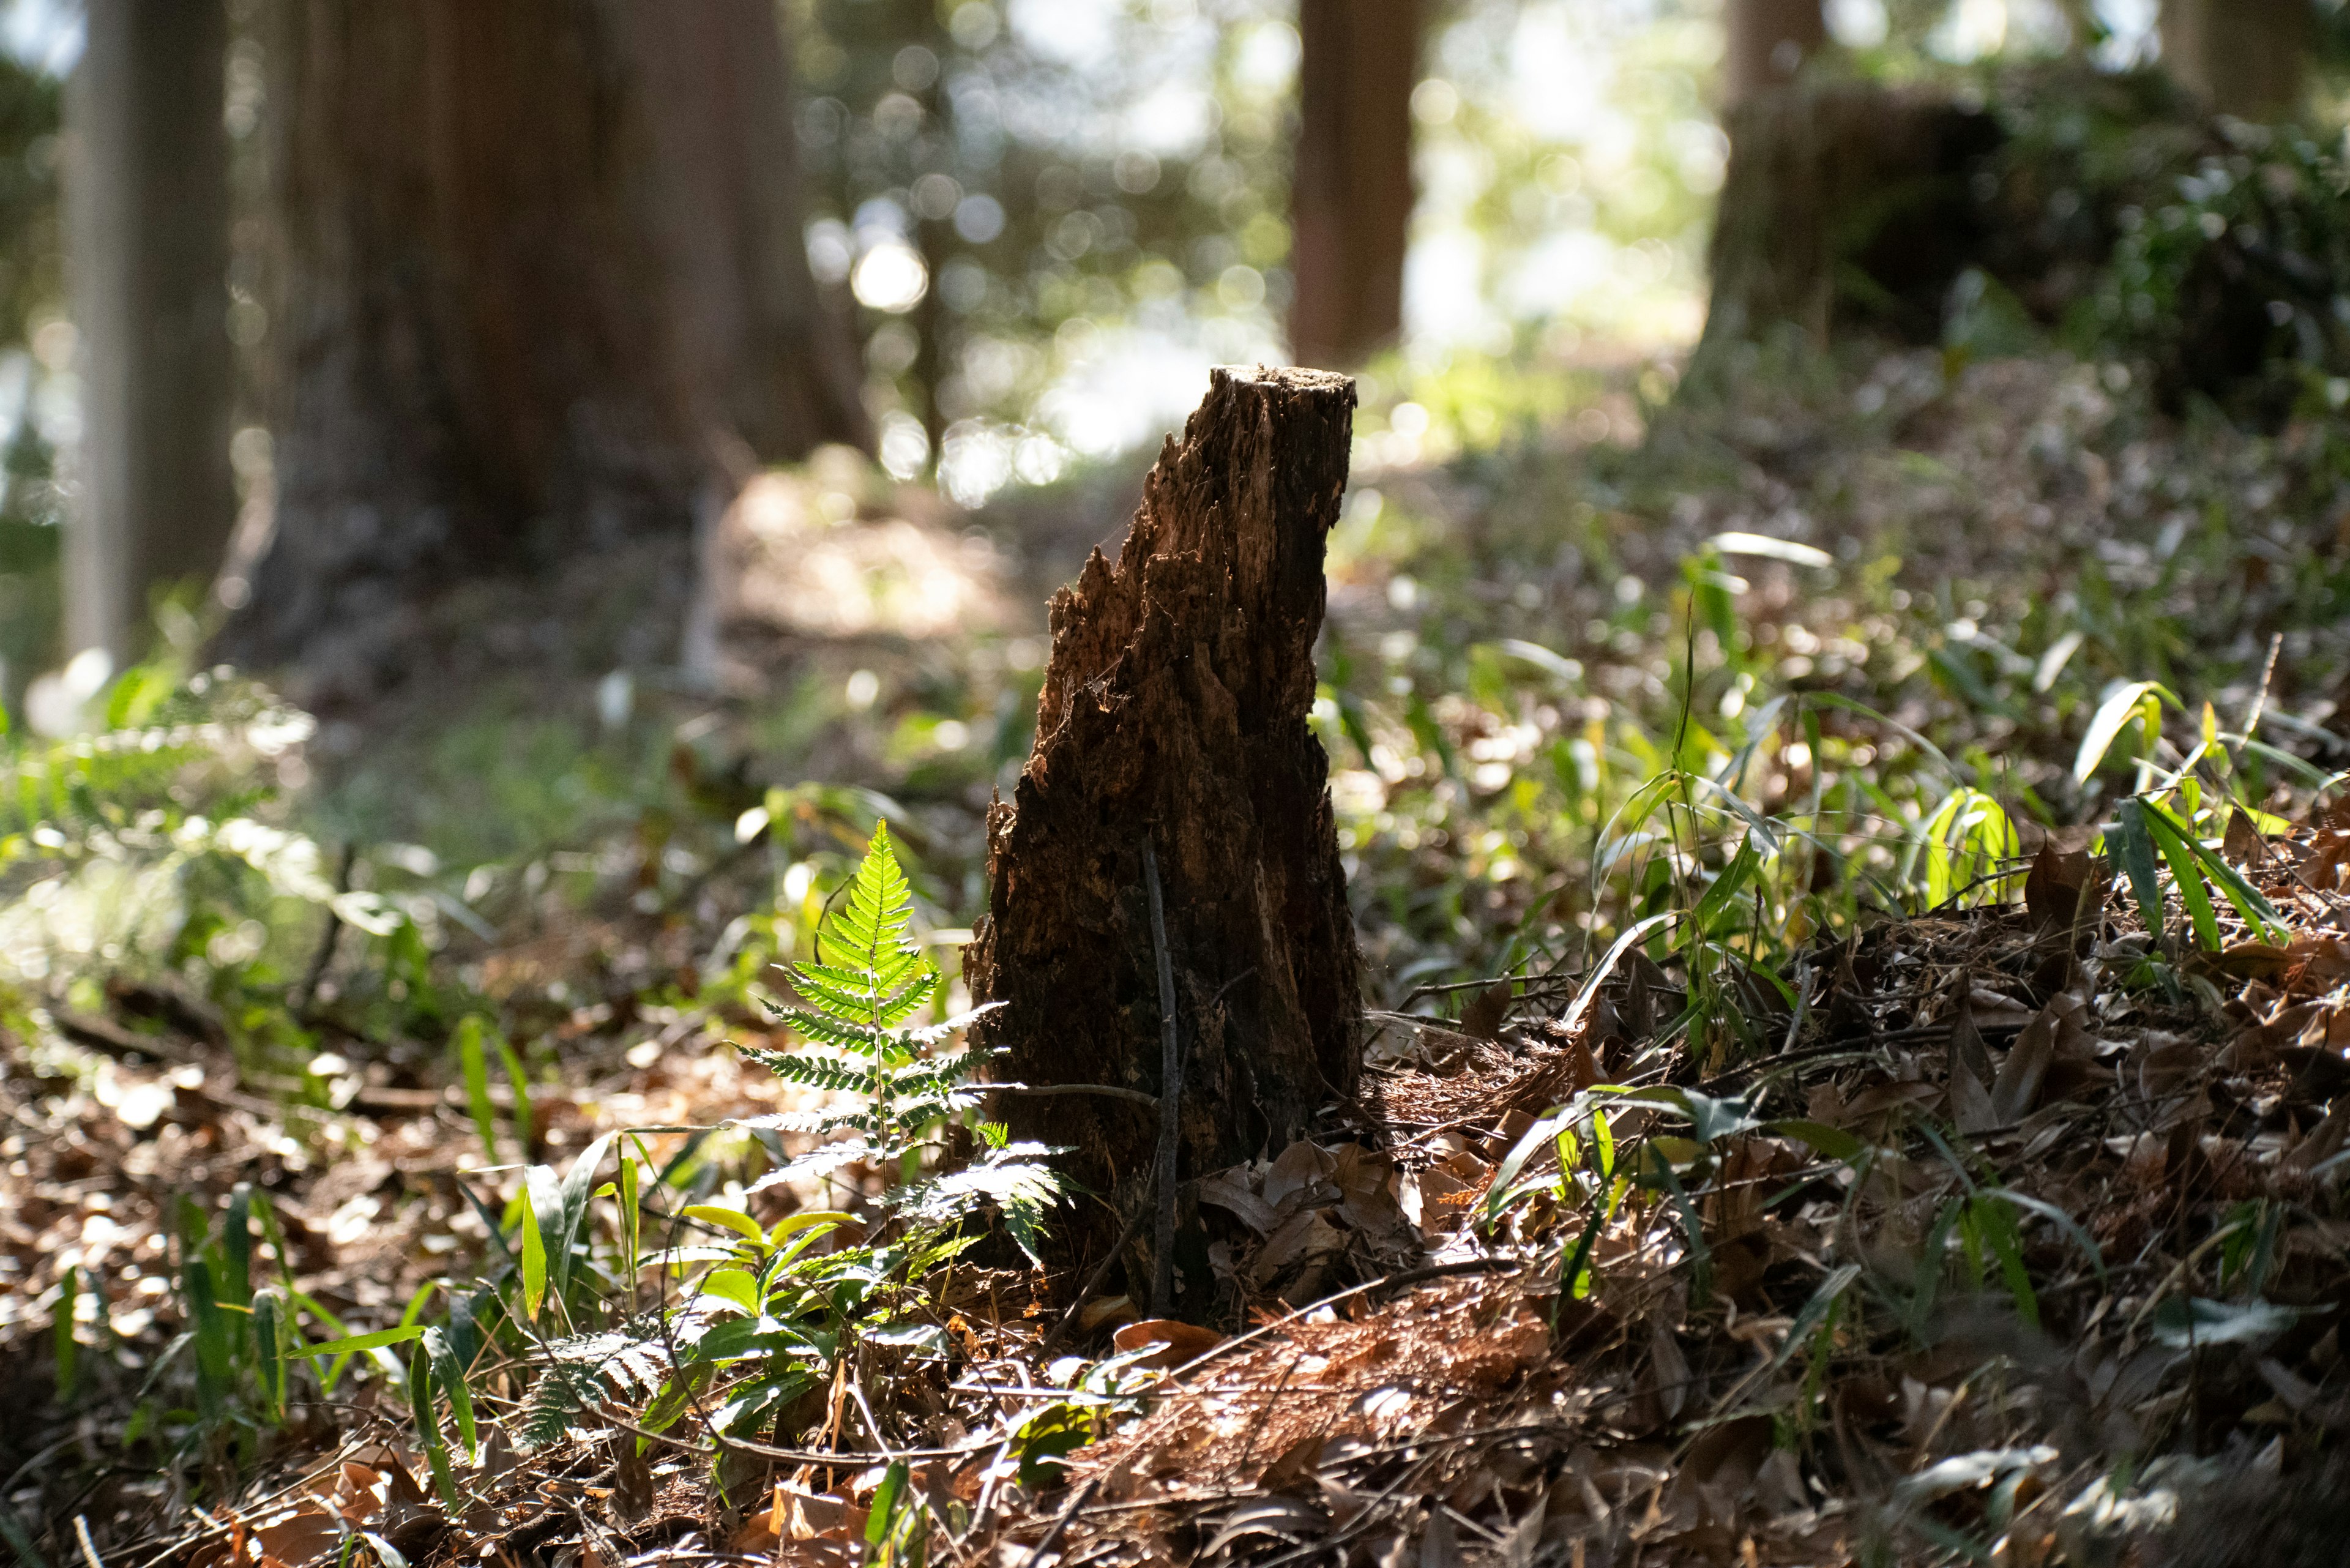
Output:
[
  {"xmin": 288, "ymin": 1324, "xmax": 426, "ymax": 1358},
  {"xmin": 2143, "ymin": 805, "xmax": 2220, "ymax": 950},
  {"xmin": 1767, "ymin": 1119, "xmax": 1868, "ymax": 1164},
  {"xmin": 252, "ymin": 1287, "xmax": 286, "ymax": 1418},
  {"xmin": 1706, "ymin": 531, "xmax": 1833, "ymax": 569},
  {"xmin": 424, "ymin": 1325, "xmax": 477, "ymax": 1460},
  {"xmin": 1969, "ymin": 1192, "xmax": 2039, "ymax": 1328},
  {"xmin": 1990, "ymin": 1190, "xmax": 2108, "ymax": 1285},
  {"xmin": 519, "ymin": 1175, "xmax": 550, "ymax": 1323},
  {"xmin": 498, "ymin": 1037, "xmax": 535, "ymax": 1157},
  {"xmin": 618, "ymin": 1148, "xmax": 641, "ymax": 1287},
  {"xmin": 2075, "ymin": 680, "xmax": 2162, "ymax": 783},
  {"xmin": 1485, "ymin": 1105, "xmax": 1581, "ymax": 1225},
  {"xmin": 1692, "ymin": 834, "xmax": 1761, "ymax": 935},
  {"xmin": 553, "ymin": 1132, "xmax": 618, "ymax": 1304},
  {"xmin": 769, "ymin": 1209, "xmax": 852, "ymax": 1245},
  {"xmin": 1561, "ymin": 912, "xmax": 1677, "ymax": 1037},
  {"xmin": 698, "ymin": 1267, "xmax": 762, "ymax": 1316},
  {"xmin": 684, "ymin": 1204, "xmax": 768, "ymax": 1244}
]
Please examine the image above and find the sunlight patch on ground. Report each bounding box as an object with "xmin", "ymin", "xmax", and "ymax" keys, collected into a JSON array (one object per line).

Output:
[{"xmin": 711, "ymin": 457, "xmax": 1010, "ymax": 655}]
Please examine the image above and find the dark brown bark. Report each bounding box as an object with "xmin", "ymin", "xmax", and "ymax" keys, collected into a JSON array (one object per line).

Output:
[
  {"xmin": 1290, "ymin": 0, "xmax": 1417, "ymax": 370},
  {"xmin": 65, "ymin": 0, "xmax": 235, "ymax": 662},
  {"xmin": 1696, "ymin": 83, "xmax": 2001, "ymax": 362},
  {"xmin": 228, "ymin": 0, "xmax": 865, "ymax": 686},
  {"xmin": 1723, "ymin": 0, "xmax": 1826, "ymax": 109},
  {"xmin": 2160, "ymin": 0, "xmax": 2308, "ymax": 121},
  {"xmin": 964, "ymin": 367, "xmax": 1363, "ymax": 1288}
]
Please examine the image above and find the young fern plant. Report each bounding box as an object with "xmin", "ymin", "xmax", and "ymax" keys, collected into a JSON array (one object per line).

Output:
[{"xmin": 739, "ymin": 821, "xmax": 1064, "ymax": 1261}]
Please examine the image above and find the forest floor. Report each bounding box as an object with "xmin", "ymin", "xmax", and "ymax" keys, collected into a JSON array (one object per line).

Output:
[{"xmin": 12, "ymin": 341, "xmax": 2350, "ymax": 1567}]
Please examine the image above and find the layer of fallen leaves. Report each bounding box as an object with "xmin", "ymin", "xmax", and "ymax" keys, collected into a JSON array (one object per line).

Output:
[{"xmin": 953, "ymin": 813, "xmax": 2350, "ymax": 1568}]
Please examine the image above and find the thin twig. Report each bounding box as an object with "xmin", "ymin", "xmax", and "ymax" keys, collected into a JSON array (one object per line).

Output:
[
  {"xmin": 1040, "ymin": 1196, "xmax": 1157, "ymax": 1356},
  {"xmin": 1024, "ymin": 1477, "xmax": 1099, "ymax": 1568},
  {"xmin": 2245, "ymin": 630, "xmax": 2285, "ymax": 744},
  {"xmin": 1143, "ymin": 833, "xmax": 1183, "ymax": 1317},
  {"xmin": 1160, "ymin": 1258, "xmax": 1526, "ymax": 1383},
  {"xmin": 295, "ymin": 842, "xmax": 358, "ymax": 1016},
  {"xmin": 985, "ymin": 1083, "xmax": 1159, "ymax": 1110},
  {"xmin": 605, "ymin": 1412, "xmax": 987, "ymax": 1468}
]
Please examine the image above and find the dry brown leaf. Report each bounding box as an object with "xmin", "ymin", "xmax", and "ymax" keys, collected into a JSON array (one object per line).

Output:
[
  {"xmin": 1250, "ymin": 1208, "xmax": 1348, "ymax": 1286},
  {"xmin": 1259, "ymin": 1430, "xmax": 1327, "ymax": 1488},
  {"xmin": 1080, "ymin": 1293, "xmax": 1136, "ymax": 1333},
  {"xmin": 1111, "ymin": 1317, "xmax": 1226, "ymax": 1369},
  {"xmin": 1460, "ymin": 980, "xmax": 1513, "ymax": 1041},
  {"xmin": 1992, "ymin": 990, "xmax": 2087, "ymax": 1125},
  {"xmin": 250, "ymin": 1503, "xmax": 343, "ymax": 1568},
  {"xmin": 1949, "ymin": 985, "xmax": 1998, "ymax": 1135},
  {"xmin": 2224, "ymin": 810, "xmax": 2267, "ymax": 867},
  {"xmin": 2025, "ymin": 843, "xmax": 2091, "ymax": 930},
  {"xmin": 1263, "ymin": 1140, "xmax": 1339, "ymax": 1212},
  {"xmin": 1196, "ymin": 1168, "xmax": 1280, "ymax": 1233}
]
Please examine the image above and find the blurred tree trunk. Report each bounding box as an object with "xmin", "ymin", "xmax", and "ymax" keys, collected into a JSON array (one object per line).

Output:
[
  {"xmin": 1723, "ymin": 0, "xmax": 1826, "ymax": 108},
  {"xmin": 228, "ymin": 0, "xmax": 866, "ymax": 687},
  {"xmin": 1695, "ymin": 83, "xmax": 2001, "ymax": 364},
  {"xmin": 2160, "ymin": 0, "xmax": 2308, "ymax": 120},
  {"xmin": 65, "ymin": 0, "xmax": 234, "ymax": 663},
  {"xmin": 1290, "ymin": 0, "xmax": 1418, "ymax": 370}
]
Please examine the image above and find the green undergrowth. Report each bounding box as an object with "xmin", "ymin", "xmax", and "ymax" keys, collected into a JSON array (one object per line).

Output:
[
  {"xmin": 1322, "ymin": 338, "xmax": 2350, "ymax": 1010},
  {"xmin": 28, "ymin": 816, "xmax": 1061, "ymax": 1556},
  {"xmin": 15, "ymin": 334, "xmax": 2350, "ymax": 1558}
]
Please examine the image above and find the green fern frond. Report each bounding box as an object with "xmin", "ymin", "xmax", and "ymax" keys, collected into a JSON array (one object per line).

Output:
[
  {"xmin": 893, "ymin": 1145, "xmax": 1068, "ymax": 1267},
  {"xmin": 770, "ymin": 1007, "xmax": 892, "ymax": 1058},
  {"xmin": 517, "ymin": 1328, "xmax": 672, "ymax": 1449},
  {"xmin": 737, "ymin": 819, "xmax": 1062, "ymax": 1252},
  {"xmin": 740, "ymin": 1041, "xmax": 881, "ymax": 1095}
]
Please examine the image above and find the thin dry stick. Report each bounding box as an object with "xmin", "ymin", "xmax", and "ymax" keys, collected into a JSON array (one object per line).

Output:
[
  {"xmin": 1143, "ymin": 833, "xmax": 1182, "ymax": 1316},
  {"xmin": 1040, "ymin": 1190, "xmax": 1157, "ymax": 1355},
  {"xmin": 987, "ymin": 1082, "xmax": 1159, "ymax": 1110},
  {"xmin": 1025, "ymin": 1476, "xmax": 1099, "ymax": 1568}
]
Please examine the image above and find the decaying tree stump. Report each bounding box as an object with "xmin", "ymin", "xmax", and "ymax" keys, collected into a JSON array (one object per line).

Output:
[{"xmin": 963, "ymin": 365, "xmax": 1363, "ymax": 1291}]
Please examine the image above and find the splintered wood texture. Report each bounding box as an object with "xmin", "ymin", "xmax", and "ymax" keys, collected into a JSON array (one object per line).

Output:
[{"xmin": 965, "ymin": 365, "xmax": 1364, "ymax": 1232}]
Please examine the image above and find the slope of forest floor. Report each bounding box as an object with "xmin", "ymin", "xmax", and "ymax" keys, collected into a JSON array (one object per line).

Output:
[{"xmin": 11, "ymin": 341, "xmax": 2350, "ymax": 1567}]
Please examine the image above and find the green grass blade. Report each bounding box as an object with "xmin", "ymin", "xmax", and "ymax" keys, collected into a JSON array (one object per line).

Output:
[
  {"xmin": 2108, "ymin": 801, "xmax": 2165, "ymax": 937},
  {"xmin": 286, "ymin": 1323, "xmax": 425, "ymax": 1358},
  {"xmin": 2144, "ymin": 805, "xmax": 2220, "ymax": 950},
  {"xmin": 457, "ymin": 1016, "xmax": 499, "ymax": 1163},
  {"xmin": 52, "ymin": 1266, "xmax": 78, "ymax": 1404},
  {"xmin": 498, "ymin": 1038, "xmax": 534, "ymax": 1157}
]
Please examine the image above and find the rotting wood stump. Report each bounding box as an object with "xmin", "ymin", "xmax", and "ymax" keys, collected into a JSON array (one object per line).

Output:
[{"xmin": 963, "ymin": 365, "xmax": 1363, "ymax": 1295}]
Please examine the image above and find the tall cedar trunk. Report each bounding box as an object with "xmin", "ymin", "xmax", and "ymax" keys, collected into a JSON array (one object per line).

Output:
[
  {"xmin": 1723, "ymin": 0, "xmax": 1826, "ymax": 108},
  {"xmin": 228, "ymin": 0, "xmax": 865, "ymax": 684},
  {"xmin": 64, "ymin": 0, "xmax": 234, "ymax": 663},
  {"xmin": 1290, "ymin": 0, "xmax": 1417, "ymax": 369},
  {"xmin": 2160, "ymin": 0, "xmax": 2308, "ymax": 121},
  {"xmin": 1695, "ymin": 83, "xmax": 2001, "ymax": 364},
  {"xmin": 964, "ymin": 367, "xmax": 1363, "ymax": 1289}
]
